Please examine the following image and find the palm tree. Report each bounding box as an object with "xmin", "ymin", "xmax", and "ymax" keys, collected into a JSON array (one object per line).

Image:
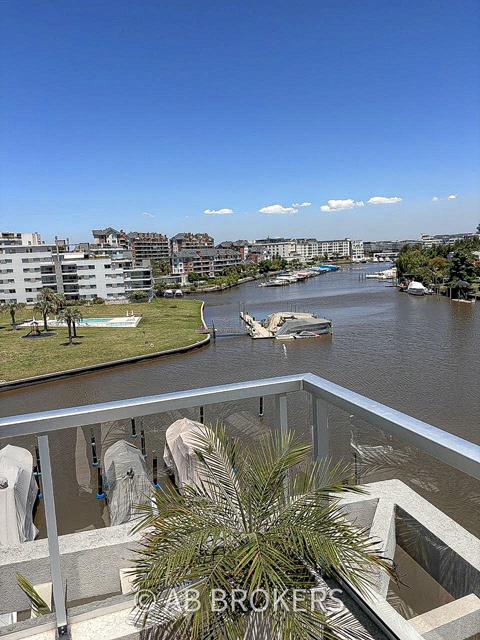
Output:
[
  {"xmin": 132, "ymin": 427, "xmax": 393, "ymax": 640},
  {"xmin": 71, "ymin": 307, "xmax": 83, "ymax": 338},
  {"xmin": 5, "ymin": 301, "xmax": 24, "ymax": 328},
  {"xmin": 53, "ymin": 293, "xmax": 67, "ymax": 314},
  {"xmin": 59, "ymin": 307, "xmax": 76, "ymax": 344},
  {"xmin": 34, "ymin": 298, "xmax": 55, "ymax": 332}
]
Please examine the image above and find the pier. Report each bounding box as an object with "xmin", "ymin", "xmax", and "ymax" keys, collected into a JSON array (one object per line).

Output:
[{"xmin": 239, "ymin": 312, "xmax": 273, "ymax": 338}]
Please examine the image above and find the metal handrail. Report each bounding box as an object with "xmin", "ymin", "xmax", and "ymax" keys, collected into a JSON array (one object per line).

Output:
[{"xmin": 1, "ymin": 372, "xmax": 479, "ymax": 480}]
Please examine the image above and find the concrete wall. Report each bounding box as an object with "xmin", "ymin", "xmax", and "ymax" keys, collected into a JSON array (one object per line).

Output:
[{"xmin": 0, "ymin": 522, "xmax": 139, "ymax": 615}]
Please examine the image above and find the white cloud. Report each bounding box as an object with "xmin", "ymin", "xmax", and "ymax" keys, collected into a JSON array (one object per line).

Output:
[
  {"xmin": 142, "ymin": 211, "xmax": 155, "ymax": 218},
  {"xmin": 259, "ymin": 204, "xmax": 298, "ymax": 215},
  {"xmin": 367, "ymin": 196, "xmax": 402, "ymax": 205},
  {"xmin": 320, "ymin": 199, "xmax": 364, "ymax": 212},
  {"xmin": 204, "ymin": 208, "xmax": 234, "ymax": 215},
  {"xmin": 292, "ymin": 201, "xmax": 312, "ymax": 208},
  {"xmin": 448, "ymin": 194, "xmax": 457, "ymax": 200},
  {"xmin": 432, "ymin": 196, "xmax": 439, "ymax": 202}
]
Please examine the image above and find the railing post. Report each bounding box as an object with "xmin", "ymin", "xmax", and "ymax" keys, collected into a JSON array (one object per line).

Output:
[
  {"xmin": 312, "ymin": 396, "xmax": 329, "ymax": 460},
  {"xmin": 276, "ymin": 394, "xmax": 288, "ymax": 438},
  {"xmin": 37, "ymin": 435, "xmax": 70, "ymax": 639}
]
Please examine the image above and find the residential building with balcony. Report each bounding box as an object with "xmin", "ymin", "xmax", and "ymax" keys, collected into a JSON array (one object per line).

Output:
[
  {"xmin": 171, "ymin": 247, "xmax": 242, "ymax": 278},
  {"xmin": 251, "ymin": 238, "xmax": 297, "ymax": 260},
  {"xmin": 170, "ymin": 232, "xmax": 214, "ymax": 254},
  {"xmin": 0, "ymin": 244, "xmax": 152, "ymax": 304},
  {"xmin": 92, "ymin": 227, "xmax": 128, "ymax": 248},
  {"xmin": 0, "ymin": 231, "xmax": 42, "ymax": 246},
  {"xmin": 127, "ymin": 232, "xmax": 170, "ymax": 262}
]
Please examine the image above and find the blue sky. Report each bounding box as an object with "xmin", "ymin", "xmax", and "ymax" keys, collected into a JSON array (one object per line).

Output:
[{"xmin": 1, "ymin": 0, "xmax": 479, "ymax": 243}]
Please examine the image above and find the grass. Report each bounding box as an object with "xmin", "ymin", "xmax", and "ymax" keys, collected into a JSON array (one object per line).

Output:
[{"xmin": 0, "ymin": 299, "xmax": 204, "ymax": 383}]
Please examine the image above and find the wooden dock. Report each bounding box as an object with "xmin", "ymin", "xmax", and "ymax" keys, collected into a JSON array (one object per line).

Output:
[{"xmin": 239, "ymin": 312, "xmax": 273, "ymax": 339}]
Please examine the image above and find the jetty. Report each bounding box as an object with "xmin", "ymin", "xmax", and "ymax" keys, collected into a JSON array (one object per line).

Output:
[{"xmin": 239, "ymin": 312, "xmax": 272, "ymax": 338}]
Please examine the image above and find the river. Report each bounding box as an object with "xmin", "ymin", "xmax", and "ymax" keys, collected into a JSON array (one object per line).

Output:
[{"xmin": 1, "ymin": 264, "xmax": 479, "ymax": 531}]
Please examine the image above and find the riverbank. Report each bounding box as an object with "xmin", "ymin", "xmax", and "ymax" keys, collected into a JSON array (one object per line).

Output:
[{"xmin": 0, "ymin": 299, "xmax": 206, "ymax": 384}]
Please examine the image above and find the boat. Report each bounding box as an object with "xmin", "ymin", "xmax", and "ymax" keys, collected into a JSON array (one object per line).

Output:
[
  {"xmin": 407, "ymin": 281, "xmax": 427, "ymax": 296},
  {"xmin": 0, "ymin": 445, "xmax": 39, "ymax": 627},
  {"xmin": 366, "ymin": 268, "xmax": 397, "ymax": 280},
  {"xmin": 263, "ymin": 312, "xmax": 333, "ymax": 339},
  {"xmin": 174, "ymin": 289, "xmax": 184, "ymax": 298},
  {"xmin": 164, "ymin": 418, "xmax": 212, "ymax": 492},
  {"xmin": 163, "ymin": 289, "xmax": 174, "ymax": 298},
  {"xmin": 0, "ymin": 445, "xmax": 38, "ymax": 547},
  {"xmin": 257, "ymin": 278, "xmax": 287, "ymax": 287},
  {"xmin": 103, "ymin": 440, "xmax": 153, "ymax": 526}
]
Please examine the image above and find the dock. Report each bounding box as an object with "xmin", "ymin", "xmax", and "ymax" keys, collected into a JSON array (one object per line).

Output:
[{"xmin": 239, "ymin": 312, "xmax": 273, "ymax": 338}]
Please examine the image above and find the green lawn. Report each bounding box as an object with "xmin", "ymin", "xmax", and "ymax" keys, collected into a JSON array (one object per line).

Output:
[{"xmin": 0, "ymin": 299, "xmax": 205, "ymax": 382}]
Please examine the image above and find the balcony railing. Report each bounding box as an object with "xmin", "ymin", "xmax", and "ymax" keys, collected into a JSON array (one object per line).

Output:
[{"xmin": 0, "ymin": 373, "xmax": 479, "ymax": 640}]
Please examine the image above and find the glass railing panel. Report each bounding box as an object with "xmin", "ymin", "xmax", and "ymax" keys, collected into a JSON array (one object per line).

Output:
[{"xmin": 326, "ymin": 405, "xmax": 480, "ymax": 638}]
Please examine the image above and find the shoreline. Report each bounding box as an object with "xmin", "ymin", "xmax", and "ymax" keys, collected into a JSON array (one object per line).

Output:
[{"xmin": 0, "ymin": 302, "xmax": 211, "ymax": 391}]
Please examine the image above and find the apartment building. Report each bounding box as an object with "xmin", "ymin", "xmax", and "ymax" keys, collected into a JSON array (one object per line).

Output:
[
  {"xmin": 0, "ymin": 231, "xmax": 42, "ymax": 246},
  {"xmin": 419, "ymin": 232, "xmax": 479, "ymax": 248},
  {"xmin": 171, "ymin": 248, "xmax": 242, "ymax": 278},
  {"xmin": 216, "ymin": 240, "xmax": 250, "ymax": 261},
  {"xmin": 127, "ymin": 231, "xmax": 170, "ymax": 262},
  {"xmin": 92, "ymin": 227, "xmax": 128, "ymax": 248},
  {"xmin": 251, "ymin": 238, "xmax": 297, "ymax": 260},
  {"xmin": 170, "ymin": 232, "xmax": 214, "ymax": 254},
  {"xmin": 251, "ymin": 237, "xmax": 364, "ymax": 262},
  {"xmin": 0, "ymin": 244, "xmax": 152, "ymax": 304}
]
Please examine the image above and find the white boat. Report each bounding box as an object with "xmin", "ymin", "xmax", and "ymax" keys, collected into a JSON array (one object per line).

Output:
[
  {"xmin": 0, "ymin": 445, "xmax": 39, "ymax": 627},
  {"xmin": 103, "ymin": 440, "xmax": 153, "ymax": 526},
  {"xmin": 0, "ymin": 445, "xmax": 38, "ymax": 547},
  {"xmin": 174, "ymin": 289, "xmax": 184, "ymax": 298},
  {"xmin": 164, "ymin": 418, "xmax": 213, "ymax": 492},
  {"xmin": 407, "ymin": 281, "xmax": 427, "ymax": 296},
  {"xmin": 163, "ymin": 289, "xmax": 174, "ymax": 298}
]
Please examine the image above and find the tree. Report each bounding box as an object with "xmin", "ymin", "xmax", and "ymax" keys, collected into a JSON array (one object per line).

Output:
[
  {"xmin": 132, "ymin": 427, "xmax": 393, "ymax": 640},
  {"xmin": 71, "ymin": 308, "xmax": 83, "ymax": 338},
  {"xmin": 447, "ymin": 252, "xmax": 476, "ymax": 299},
  {"xmin": 128, "ymin": 290, "xmax": 149, "ymax": 303},
  {"xmin": 59, "ymin": 307, "xmax": 76, "ymax": 344},
  {"xmin": 34, "ymin": 298, "xmax": 55, "ymax": 332},
  {"xmin": 187, "ymin": 272, "xmax": 203, "ymax": 283},
  {"xmin": 5, "ymin": 301, "xmax": 24, "ymax": 327}
]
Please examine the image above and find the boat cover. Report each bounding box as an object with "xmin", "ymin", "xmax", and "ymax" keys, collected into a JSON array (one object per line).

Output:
[
  {"xmin": 0, "ymin": 445, "xmax": 38, "ymax": 547},
  {"xmin": 103, "ymin": 440, "xmax": 153, "ymax": 526},
  {"xmin": 164, "ymin": 418, "xmax": 210, "ymax": 492},
  {"xmin": 275, "ymin": 318, "xmax": 332, "ymax": 337}
]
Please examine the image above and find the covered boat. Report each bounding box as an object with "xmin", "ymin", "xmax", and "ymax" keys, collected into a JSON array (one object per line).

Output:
[
  {"xmin": 164, "ymin": 418, "xmax": 211, "ymax": 492},
  {"xmin": 0, "ymin": 445, "xmax": 38, "ymax": 547},
  {"xmin": 0, "ymin": 446, "xmax": 38, "ymax": 627},
  {"xmin": 263, "ymin": 312, "xmax": 332, "ymax": 339},
  {"xmin": 407, "ymin": 281, "xmax": 427, "ymax": 296},
  {"xmin": 103, "ymin": 440, "xmax": 153, "ymax": 526}
]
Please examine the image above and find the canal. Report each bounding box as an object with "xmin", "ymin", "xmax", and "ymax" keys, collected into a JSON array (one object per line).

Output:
[
  {"xmin": 1, "ymin": 263, "xmax": 479, "ymax": 618},
  {"xmin": 1, "ymin": 264, "xmax": 479, "ymax": 529}
]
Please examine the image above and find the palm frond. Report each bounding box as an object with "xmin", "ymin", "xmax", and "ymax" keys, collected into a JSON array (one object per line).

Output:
[{"xmin": 16, "ymin": 574, "xmax": 51, "ymax": 617}]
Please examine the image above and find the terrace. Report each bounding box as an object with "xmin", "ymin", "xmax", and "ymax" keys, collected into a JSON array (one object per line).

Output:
[{"xmin": 0, "ymin": 373, "xmax": 479, "ymax": 640}]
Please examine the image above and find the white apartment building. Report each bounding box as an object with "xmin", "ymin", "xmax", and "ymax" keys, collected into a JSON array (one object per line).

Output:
[
  {"xmin": 0, "ymin": 231, "xmax": 42, "ymax": 246},
  {"xmin": 254, "ymin": 238, "xmax": 364, "ymax": 262},
  {"xmin": 0, "ymin": 245, "xmax": 152, "ymax": 304},
  {"xmin": 251, "ymin": 238, "xmax": 297, "ymax": 260}
]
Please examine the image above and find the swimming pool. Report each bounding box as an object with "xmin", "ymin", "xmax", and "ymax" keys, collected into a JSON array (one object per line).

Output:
[{"xmin": 27, "ymin": 316, "xmax": 143, "ymax": 329}]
